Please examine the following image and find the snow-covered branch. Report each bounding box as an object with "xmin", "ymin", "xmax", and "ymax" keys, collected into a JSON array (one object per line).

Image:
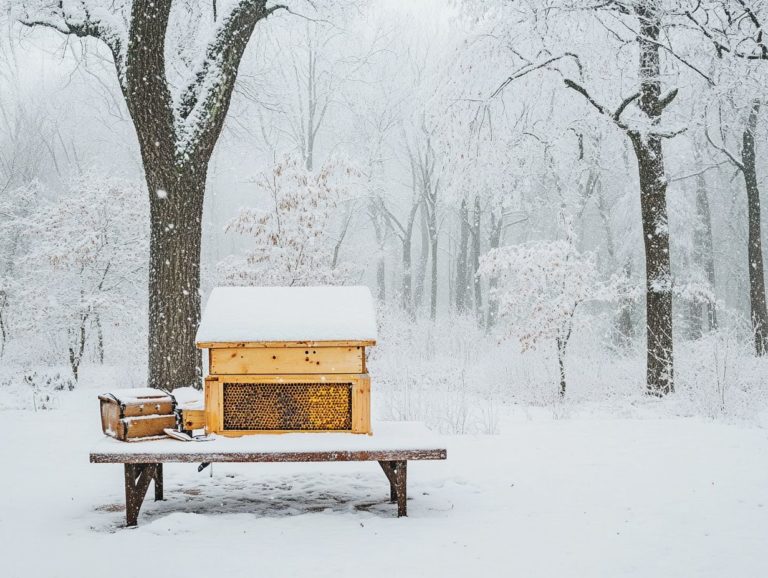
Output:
[{"xmin": 13, "ymin": 0, "xmax": 130, "ymax": 81}]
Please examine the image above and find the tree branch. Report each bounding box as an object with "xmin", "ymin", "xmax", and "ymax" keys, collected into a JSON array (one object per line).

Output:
[
  {"xmin": 178, "ymin": 0, "xmax": 286, "ymax": 160},
  {"xmin": 705, "ymin": 123, "xmax": 744, "ymax": 171},
  {"xmin": 564, "ymin": 78, "xmax": 631, "ymax": 132},
  {"xmin": 614, "ymin": 91, "xmax": 641, "ymax": 123},
  {"xmin": 15, "ymin": 2, "xmax": 128, "ymax": 82},
  {"xmin": 658, "ymin": 88, "xmax": 678, "ymax": 112},
  {"xmin": 490, "ymin": 53, "xmax": 581, "ymax": 100}
]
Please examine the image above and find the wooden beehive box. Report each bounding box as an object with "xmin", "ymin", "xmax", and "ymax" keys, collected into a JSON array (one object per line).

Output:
[{"xmin": 195, "ymin": 286, "xmax": 377, "ymax": 436}]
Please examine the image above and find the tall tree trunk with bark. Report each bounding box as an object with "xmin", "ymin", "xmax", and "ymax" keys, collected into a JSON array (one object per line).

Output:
[
  {"xmin": 370, "ymin": 200, "xmax": 387, "ymax": 302},
  {"xmin": 394, "ymin": 201, "xmax": 420, "ymax": 318},
  {"xmin": 566, "ymin": 1, "xmax": 677, "ymax": 394},
  {"xmin": 485, "ymin": 206, "xmax": 503, "ymax": 330},
  {"xmin": 414, "ymin": 203, "xmax": 430, "ymax": 311},
  {"xmin": 455, "ymin": 198, "xmax": 470, "ymax": 313},
  {"xmin": 628, "ymin": 129, "xmax": 674, "ymax": 394},
  {"xmin": 93, "ymin": 312, "xmax": 105, "ymax": 364},
  {"xmin": 471, "ymin": 195, "xmax": 482, "ymax": 323},
  {"xmin": 630, "ymin": 3, "xmax": 675, "ymax": 394},
  {"xmin": 741, "ymin": 100, "xmax": 768, "ymax": 355},
  {"xmin": 20, "ymin": 0, "xmax": 281, "ymax": 388},
  {"xmin": 689, "ymin": 146, "xmax": 718, "ymax": 338}
]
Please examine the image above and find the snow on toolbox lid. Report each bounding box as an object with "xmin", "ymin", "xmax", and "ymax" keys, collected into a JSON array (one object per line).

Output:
[{"xmin": 195, "ymin": 286, "xmax": 378, "ymax": 347}]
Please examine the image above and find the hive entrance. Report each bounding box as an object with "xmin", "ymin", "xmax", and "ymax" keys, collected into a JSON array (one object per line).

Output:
[{"xmin": 222, "ymin": 382, "xmax": 353, "ymax": 431}]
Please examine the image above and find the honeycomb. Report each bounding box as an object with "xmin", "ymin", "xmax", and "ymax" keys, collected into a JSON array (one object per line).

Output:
[{"xmin": 222, "ymin": 382, "xmax": 353, "ymax": 431}]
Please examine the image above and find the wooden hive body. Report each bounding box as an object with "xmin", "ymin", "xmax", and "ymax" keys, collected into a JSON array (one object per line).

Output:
[{"xmin": 195, "ymin": 287, "xmax": 376, "ymax": 436}]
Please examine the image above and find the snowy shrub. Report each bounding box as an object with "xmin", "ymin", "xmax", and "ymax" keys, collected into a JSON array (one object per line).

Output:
[
  {"xmin": 478, "ymin": 239, "xmax": 620, "ymax": 397},
  {"xmin": 676, "ymin": 328, "xmax": 768, "ymax": 421},
  {"xmin": 0, "ymin": 370, "xmax": 75, "ymax": 411},
  {"xmin": 23, "ymin": 370, "xmax": 75, "ymax": 410},
  {"xmin": 12, "ymin": 175, "xmax": 148, "ymax": 379},
  {"xmin": 0, "ymin": 181, "xmax": 43, "ymax": 359},
  {"xmin": 218, "ymin": 154, "xmax": 360, "ymax": 286}
]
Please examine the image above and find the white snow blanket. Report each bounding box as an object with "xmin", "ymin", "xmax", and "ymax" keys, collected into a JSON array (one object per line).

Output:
[
  {"xmin": 91, "ymin": 421, "xmax": 440, "ymax": 456},
  {"xmin": 3, "ymin": 386, "xmax": 768, "ymax": 578},
  {"xmin": 195, "ymin": 286, "xmax": 378, "ymax": 344}
]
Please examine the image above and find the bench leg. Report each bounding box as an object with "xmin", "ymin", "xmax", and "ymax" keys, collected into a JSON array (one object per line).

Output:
[
  {"xmin": 378, "ymin": 460, "xmax": 408, "ymax": 517},
  {"xmin": 124, "ymin": 463, "xmax": 160, "ymax": 527},
  {"xmin": 154, "ymin": 464, "xmax": 164, "ymax": 501}
]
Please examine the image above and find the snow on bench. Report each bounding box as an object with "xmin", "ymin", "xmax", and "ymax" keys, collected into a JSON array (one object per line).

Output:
[
  {"xmin": 90, "ymin": 421, "xmax": 446, "ymax": 525},
  {"xmin": 90, "ymin": 421, "xmax": 444, "ymax": 461}
]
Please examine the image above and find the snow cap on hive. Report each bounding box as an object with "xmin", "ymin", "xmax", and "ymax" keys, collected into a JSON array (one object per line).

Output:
[{"xmin": 195, "ymin": 286, "xmax": 378, "ymax": 345}]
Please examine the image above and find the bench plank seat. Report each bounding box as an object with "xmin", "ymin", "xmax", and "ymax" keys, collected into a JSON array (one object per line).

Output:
[{"xmin": 90, "ymin": 421, "xmax": 446, "ymax": 525}]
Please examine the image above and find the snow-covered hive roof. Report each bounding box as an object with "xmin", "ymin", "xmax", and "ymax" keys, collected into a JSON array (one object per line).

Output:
[{"xmin": 196, "ymin": 286, "xmax": 377, "ymax": 346}]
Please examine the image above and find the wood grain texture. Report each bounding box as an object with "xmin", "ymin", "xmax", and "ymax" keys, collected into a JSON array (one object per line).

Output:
[
  {"xmin": 197, "ymin": 340, "xmax": 376, "ymax": 349},
  {"xmin": 180, "ymin": 409, "xmax": 206, "ymax": 430},
  {"xmin": 209, "ymin": 346, "xmax": 364, "ymax": 375},
  {"xmin": 351, "ymin": 377, "xmax": 371, "ymax": 434},
  {"xmin": 124, "ymin": 463, "xmax": 162, "ymax": 526},
  {"xmin": 91, "ymin": 448, "xmax": 447, "ymax": 464},
  {"xmin": 120, "ymin": 415, "xmax": 178, "ymax": 440}
]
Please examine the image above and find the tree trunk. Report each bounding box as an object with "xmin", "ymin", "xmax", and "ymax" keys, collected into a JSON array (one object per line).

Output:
[
  {"xmin": 556, "ymin": 336, "xmax": 567, "ymax": 397},
  {"xmin": 146, "ymin": 172, "xmax": 206, "ymax": 389},
  {"xmin": 741, "ymin": 99, "xmax": 768, "ymax": 355},
  {"xmin": 69, "ymin": 311, "xmax": 88, "ymax": 382},
  {"xmin": 0, "ymin": 290, "xmax": 7, "ymax": 358},
  {"xmin": 430, "ymin": 217, "xmax": 438, "ymax": 321},
  {"xmin": 616, "ymin": 261, "xmax": 636, "ymax": 349},
  {"xmin": 690, "ymin": 148, "xmax": 718, "ymax": 338},
  {"xmin": 629, "ymin": 2, "xmax": 675, "ymax": 395},
  {"xmin": 471, "ymin": 196, "xmax": 482, "ymax": 323},
  {"xmin": 486, "ymin": 207, "xmax": 503, "ymax": 330},
  {"xmin": 414, "ymin": 203, "xmax": 429, "ymax": 310},
  {"xmin": 372, "ymin": 209, "xmax": 387, "ymax": 302},
  {"xmin": 93, "ymin": 312, "xmax": 105, "ymax": 364},
  {"xmin": 426, "ymin": 195, "xmax": 438, "ymax": 321},
  {"xmin": 630, "ymin": 131, "xmax": 674, "ymax": 395},
  {"xmin": 455, "ymin": 199, "xmax": 470, "ymax": 313},
  {"xmin": 401, "ymin": 230, "xmax": 414, "ymax": 317}
]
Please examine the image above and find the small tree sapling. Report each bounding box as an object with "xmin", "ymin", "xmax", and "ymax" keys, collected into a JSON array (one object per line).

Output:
[
  {"xmin": 218, "ymin": 154, "xmax": 359, "ymax": 287},
  {"xmin": 478, "ymin": 239, "xmax": 606, "ymax": 396}
]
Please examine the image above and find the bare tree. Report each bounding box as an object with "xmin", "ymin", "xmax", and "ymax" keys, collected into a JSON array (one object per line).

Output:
[
  {"xmin": 563, "ymin": 1, "xmax": 682, "ymax": 395},
  {"xmin": 706, "ymin": 99, "xmax": 767, "ymax": 354},
  {"xmin": 15, "ymin": 0, "xmax": 284, "ymax": 388},
  {"xmin": 455, "ymin": 198, "xmax": 471, "ymax": 313},
  {"xmin": 688, "ymin": 141, "xmax": 719, "ymax": 338}
]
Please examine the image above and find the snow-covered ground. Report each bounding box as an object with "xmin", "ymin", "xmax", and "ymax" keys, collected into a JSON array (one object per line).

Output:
[{"xmin": 1, "ymin": 376, "xmax": 767, "ymax": 578}]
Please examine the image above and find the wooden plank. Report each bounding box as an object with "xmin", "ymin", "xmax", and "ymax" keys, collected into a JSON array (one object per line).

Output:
[
  {"xmin": 218, "ymin": 373, "xmax": 368, "ymax": 384},
  {"xmin": 205, "ymin": 377, "xmax": 223, "ymax": 434},
  {"xmin": 197, "ymin": 339, "xmax": 376, "ymax": 349},
  {"xmin": 120, "ymin": 415, "xmax": 177, "ymax": 440},
  {"xmin": 351, "ymin": 376, "xmax": 371, "ymax": 434},
  {"xmin": 209, "ymin": 346, "xmax": 364, "ymax": 375},
  {"xmin": 91, "ymin": 448, "xmax": 447, "ymax": 464},
  {"xmin": 216, "ymin": 429, "xmax": 353, "ymax": 437}
]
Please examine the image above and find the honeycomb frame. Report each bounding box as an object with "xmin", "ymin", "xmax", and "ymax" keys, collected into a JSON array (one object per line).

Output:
[{"xmin": 222, "ymin": 382, "xmax": 353, "ymax": 431}]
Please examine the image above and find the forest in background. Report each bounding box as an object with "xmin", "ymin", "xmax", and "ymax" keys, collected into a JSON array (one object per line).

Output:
[{"xmin": 1, "ymin": 0, "xmax": 767, "ymax": 430}]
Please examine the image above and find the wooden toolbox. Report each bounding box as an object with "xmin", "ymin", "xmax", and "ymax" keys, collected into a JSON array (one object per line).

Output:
[{"xmin": 99, "ymin": 389, "xmax": 177, "ymax": 441}]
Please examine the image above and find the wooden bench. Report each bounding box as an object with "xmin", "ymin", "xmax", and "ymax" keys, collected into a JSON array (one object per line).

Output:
[{"xmin": 90, "ymin": 422, "xmax": 446, "ymax": 526}]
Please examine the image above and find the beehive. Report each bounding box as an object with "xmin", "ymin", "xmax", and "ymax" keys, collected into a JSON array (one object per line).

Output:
[{"xmin": 195, "ymin": 286, "xmax": 377, "ymax": 435}]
